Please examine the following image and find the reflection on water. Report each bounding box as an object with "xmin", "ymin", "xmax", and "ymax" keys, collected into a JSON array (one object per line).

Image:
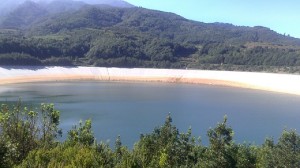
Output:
[{"xmin": 1, "ymin": 81, "xmax": 300, "ymax": 147}]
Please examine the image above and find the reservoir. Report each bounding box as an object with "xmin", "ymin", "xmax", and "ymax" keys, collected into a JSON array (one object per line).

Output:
[{"xmin": 1, "ymin": 81, "xmax": 300, "ymax": 147}]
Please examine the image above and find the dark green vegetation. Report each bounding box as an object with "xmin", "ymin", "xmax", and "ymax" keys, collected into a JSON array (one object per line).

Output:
[
  {"xmin": 1, "ymin": 102, "xmax": 300, "ymax": 167},
  {"xmin": 1, "ymin": 1, "xmax": 300, "ymax": 73}
]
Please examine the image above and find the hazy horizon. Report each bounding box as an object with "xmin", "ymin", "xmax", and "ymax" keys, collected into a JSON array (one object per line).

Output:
[
  {"xmin": 0, "ymin": 0, "xmax": 133, "ymax": 17},
  {"xmin": 0, "ymin": 0, "xmax": 129, "ymax": 5}
]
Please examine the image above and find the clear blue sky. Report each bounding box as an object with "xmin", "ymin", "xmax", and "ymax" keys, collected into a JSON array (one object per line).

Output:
[{"xmin": 125, "ymin": 0, "xmax": 300, "ymax": 38}]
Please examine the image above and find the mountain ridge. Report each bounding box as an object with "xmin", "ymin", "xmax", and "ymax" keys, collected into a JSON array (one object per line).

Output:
[
  {"xmin": 0, "ymin": 0, "xmax": 135, "ymax": 29},
  {"xmin": 0, "ymin": 1, "xmax": 300, "ymax": 73}
]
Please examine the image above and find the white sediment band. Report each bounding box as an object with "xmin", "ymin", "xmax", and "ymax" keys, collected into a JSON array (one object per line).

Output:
[{"xmin": 0, "ymin": 66, "xmax": 300, "ymax": 96}]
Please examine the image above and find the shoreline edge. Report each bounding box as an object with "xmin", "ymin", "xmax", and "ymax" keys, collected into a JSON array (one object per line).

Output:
[{"xmin": 1, "ymin": 66, "xmax": 300, "ymax": 96}]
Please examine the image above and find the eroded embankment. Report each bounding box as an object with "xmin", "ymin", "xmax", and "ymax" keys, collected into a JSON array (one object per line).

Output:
[{"xmin": 1, "ymin": 66, "xmax": 300, "ymax": 96}]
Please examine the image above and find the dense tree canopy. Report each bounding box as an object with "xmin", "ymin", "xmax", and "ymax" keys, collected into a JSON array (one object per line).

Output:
[{"xmin": 0, "ymin": 2, "xmax": 300, "ymax": 72}]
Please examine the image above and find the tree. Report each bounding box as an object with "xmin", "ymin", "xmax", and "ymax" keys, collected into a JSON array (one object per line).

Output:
[
  {"xmin": 0, "ymin": 102, "xmax": 61, "ymax": 166},
  {"xmin": 257, "ymin": 138, "xmax": 276, "ymax": 168},
  {"xmin": 276, "ymin": 129, "xmax": 300, "ymax": 167},
  {"xmin": 67, "ymin": 119, "xmax": 95, "ymax": 146},
  {"xmin": 204, "ymin": 115, "xmax": 236, "ymax": 168},
  {"xmin": 40, "ymin": 103, "xmax": 62, "ymax": 147},
  {"xmin": 115, "ymin": 135, "xmax": 123, "ymax": 162},
  {"xmin": 236, "ymin": 144, "xmax": 257, "ymax": 168},
  {"xmin": 132, "ymin": 113, "xmax": 200, "ymax": 167}
]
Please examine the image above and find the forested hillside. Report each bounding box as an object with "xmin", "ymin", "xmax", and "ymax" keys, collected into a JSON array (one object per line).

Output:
[
  {"xmin": 1, "ymin": 102, "xmax": 300, "ymax": 167},
  {"xmin": 1, "ymin": 0, "xmax": 300, "ymax": 72}
]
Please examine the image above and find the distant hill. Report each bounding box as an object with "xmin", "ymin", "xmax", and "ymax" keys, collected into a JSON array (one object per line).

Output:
[
  {"xmin": 0, "ymin": 2, "xmax": 300, "ymax": 73},
  {"xmin": 0, "ymin": 0, "xmax": 25, "ymax": 16},
  {"xmin": 44, "ymin": 0, "xmax": 87, "ymax": 14},
  {"xmin": 82, "ymin": 0, "xmax": 134, "ymax": 7},
  {"xmin": 0, "ymin": 0, "xmax": 135, "ymax": 29},
  {"xmin": 25, "ymin": 7, "xmax": 300, "ymax": 46},
  {"xmin": 1, "ymin": 1, "xmax": 48, "ymax": 29}
]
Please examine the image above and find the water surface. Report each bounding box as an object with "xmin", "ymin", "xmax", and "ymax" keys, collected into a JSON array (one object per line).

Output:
[{"xmin": 1, "ymin": 81, "xmax": 300, "ymax": 147}]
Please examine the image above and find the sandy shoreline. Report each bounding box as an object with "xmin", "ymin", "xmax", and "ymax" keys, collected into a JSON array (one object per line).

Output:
[{"xmin": 1, "ymin": 66, "xmax": 300, "ymax": 96}]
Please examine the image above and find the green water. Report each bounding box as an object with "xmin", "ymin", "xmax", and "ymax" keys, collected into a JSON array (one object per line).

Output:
[{"xmin": 1, "ymin": 81, "xmax": 300, "ymax": 147}]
